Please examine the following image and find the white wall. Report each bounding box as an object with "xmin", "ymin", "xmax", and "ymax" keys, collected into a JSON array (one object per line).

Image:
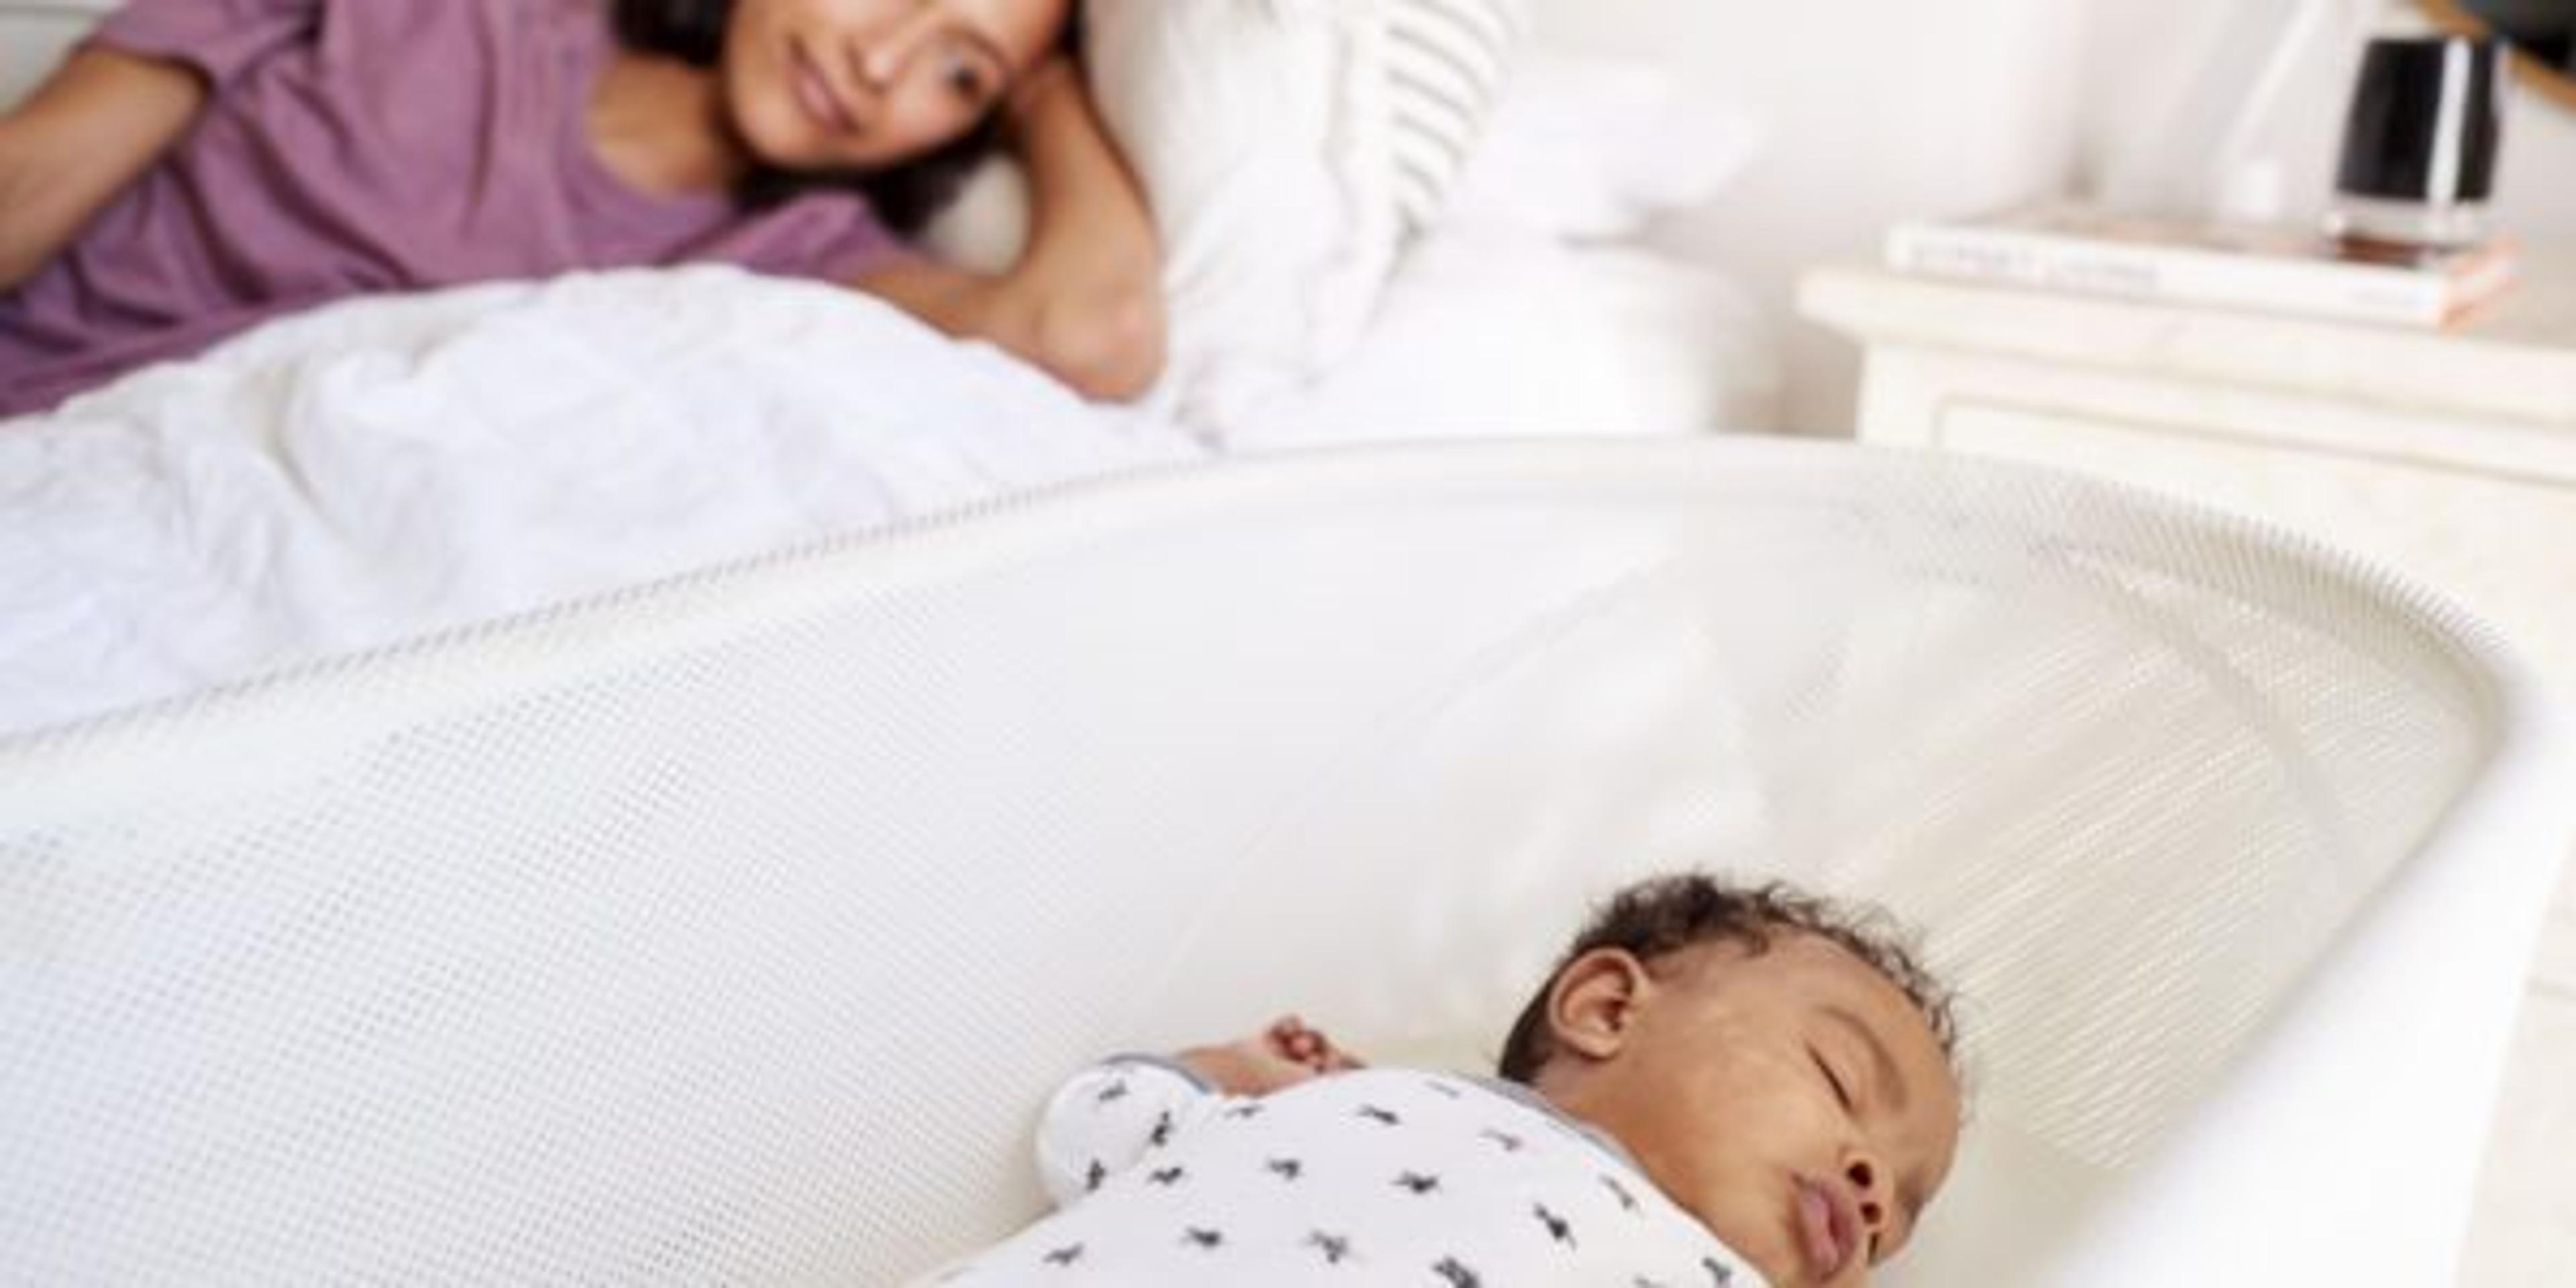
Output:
[
  {"xmin": 1534, "ymin": 0, "xmax": 2576, "ymax": 435},
  {"xmin": 2498, "ymin": 93, "xmax": 2576, "ymax": 229},
  {"xmin": 1530, "ymin": 0, "xmax": 2091, "ymax": 433}
]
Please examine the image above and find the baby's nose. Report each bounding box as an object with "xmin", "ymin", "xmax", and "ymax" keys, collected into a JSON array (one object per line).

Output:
[{"xmin": 1845, "ymin": 1155, "xmax": 1888, "ymax": 1236}]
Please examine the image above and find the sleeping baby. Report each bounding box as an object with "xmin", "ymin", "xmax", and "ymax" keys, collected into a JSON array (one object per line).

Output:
[{"xmin": 910, "ymin": 875, "xmax": 1964, "ymax": 1287}]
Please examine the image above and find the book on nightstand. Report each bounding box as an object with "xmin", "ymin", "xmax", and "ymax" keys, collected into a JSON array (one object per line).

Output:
[{"xmin": 1884, "ymin": 203, "xmax": 2518, "ymax": 328}]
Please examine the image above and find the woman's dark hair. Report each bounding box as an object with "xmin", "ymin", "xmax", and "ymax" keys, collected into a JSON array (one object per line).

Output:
[
  {"xmin": 609, "ymin": 0, "xmax": 1025, "ymax": 235},
  {"xmin": 1495, "ymin": 875, "xmax": 1960, "ymax": 1086}
]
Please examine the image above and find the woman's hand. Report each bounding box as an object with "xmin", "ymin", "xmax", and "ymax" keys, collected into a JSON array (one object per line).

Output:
[
  {"xmin": 1002, "ymin": 52, "xmax": 1081, "ymax": 141},
  {"xmin": 856, "ymin": 51, "xmax": 1165, "ymax": 401},
  {"xmin": 1180, "ymin": 1016, "xmax": 1368, "ymax": 1097},
  {"xmin": 0, "ymin": 49, "xmax": 207, "ymax": 292}
]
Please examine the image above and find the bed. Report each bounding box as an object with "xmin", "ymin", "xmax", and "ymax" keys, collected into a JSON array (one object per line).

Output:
[{"xmin": 0, "ymin": 6, "xmax": 1776, "ymax": 739}]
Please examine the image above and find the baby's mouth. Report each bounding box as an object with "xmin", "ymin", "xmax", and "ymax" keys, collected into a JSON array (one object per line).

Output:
[{"xmin": 1794, "ymin": 1177, "xmax": 1858, "ymax": 1281}]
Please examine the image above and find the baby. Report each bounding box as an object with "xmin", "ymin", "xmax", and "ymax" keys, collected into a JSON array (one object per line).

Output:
[{"xmin": 912, "ymin": 875, "xmax": 1963, "ymax": 1287}]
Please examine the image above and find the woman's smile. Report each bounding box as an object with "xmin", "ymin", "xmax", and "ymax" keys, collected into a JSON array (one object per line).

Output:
[{"xmin": 788, "ymin": 41, "xmax": 859, "ymax": 136}]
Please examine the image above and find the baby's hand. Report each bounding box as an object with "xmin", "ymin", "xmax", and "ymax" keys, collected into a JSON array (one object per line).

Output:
[
  {"xmin": 1180, "ymin": 1015, "xmax": 1366, "ymax": 1096},
  {"xmin": 1265, "ymin": 1015, "xmax": 1364, "ymax": 1075}
]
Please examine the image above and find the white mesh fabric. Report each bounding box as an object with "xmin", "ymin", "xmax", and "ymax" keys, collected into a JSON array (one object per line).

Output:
[{"xmin": 0, "ymin": 439, "xmax": 2551, "ymax": 1285}]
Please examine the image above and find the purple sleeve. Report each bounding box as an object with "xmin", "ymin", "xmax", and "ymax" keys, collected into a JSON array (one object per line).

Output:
[{"xmin": 85, "ymin": 0, "xmax": 319, "ymax": 88}]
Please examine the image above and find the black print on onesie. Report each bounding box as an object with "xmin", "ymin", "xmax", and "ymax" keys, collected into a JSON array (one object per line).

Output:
[
  {"xmin": 1267, "ymin": 1157, "xmax": 1305, "ymax": 1181},
  {"xmin": 1146, "ymin": 1165, "xmax": 1185, "ymax": 1186},
  {"xmin": 1146, "ymin": 1111, "xmax": 1175, "ymax": 1148},
  {"xmin": 1432, "ymin": 1256, "xmax": 1483, "ymax": 1287},
  {"xmin": 1702, "ymin": 1254, "xmax": 1735, "ymax": 1285},
  {"xmin": 1357, "ymin": 1104, "xmax": 1402, "ymax": 1126},
  {"xmin": 1533, "ymin": 1202, "xmax": 1577, "ymax": 1248},
  {"xmin": 1601, "ymin": 1173, "xmax": 1640, "ymax": 1212},
  {"xmin": 1395, "ymin": 1171, "xmax": 1442, "ymax": 1195},
  {"xmin": 1092, "ymin": 1079, "xmax": 1130, "ymax": 1106},
  {"xmin": 1479, "ymin": 1128, "xmax": 1524, "ymax": 1152},
  {"xmin": 1181, "ymin": 1227, "xmax": 1224, "ymax": 1250},
  {"xmin": 1040, "ymin": 1244, "xmax": 1083, "ymax": 1267},
  {"xmin": 1083, "ymin": 1160, "xmax": 1107, "ymax": 1193},
  {"xmin": 1307, "ymin": 1230, "xmax": 1354, "ymax": 1265}
]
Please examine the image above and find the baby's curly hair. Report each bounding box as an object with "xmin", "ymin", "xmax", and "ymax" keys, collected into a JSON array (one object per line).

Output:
[{"xmin": 1497, "ymin": 874, "xmax": 1959, "ymax": 1085}]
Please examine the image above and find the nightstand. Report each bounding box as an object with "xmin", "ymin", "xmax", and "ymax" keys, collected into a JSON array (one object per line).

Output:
[{"xmin": 1799, "ymin": 248, "xmax": 2576, "ymax": 693}]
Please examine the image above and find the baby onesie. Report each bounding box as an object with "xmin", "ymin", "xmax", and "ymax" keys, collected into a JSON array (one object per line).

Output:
[{"xmin": 910, "ymin": 1060, "xmax": 1768, "ymax": 1287}]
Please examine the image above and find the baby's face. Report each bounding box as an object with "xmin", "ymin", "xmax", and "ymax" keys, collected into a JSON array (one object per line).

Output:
[{"xmin": 1537, "ymin": 933, "xmax": 1961, "ymax": 1288}]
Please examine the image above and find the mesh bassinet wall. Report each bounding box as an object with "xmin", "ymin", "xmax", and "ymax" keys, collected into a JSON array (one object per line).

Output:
[{"xmin": 0, "ymin": 440, "xmax": 2563, "ymax": 1285}]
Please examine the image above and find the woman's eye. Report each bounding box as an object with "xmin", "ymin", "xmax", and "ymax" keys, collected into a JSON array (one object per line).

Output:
[
  {"xmin": 943, "ymin": 53, "xmax": 989, "ymax": 103},
  {"xmin": 1811, "ymin": 1049, "xmax": 1854, "ymax": 1110}
]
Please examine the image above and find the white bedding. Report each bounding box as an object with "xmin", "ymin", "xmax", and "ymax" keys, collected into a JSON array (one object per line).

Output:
[
  {"xmin": 1231, "ymin": 223, "xmax": 1776, "ymax": 447},
  {"xmin": 0, "ymin": 268, "xmax": 1199, "ymax": 737},
  {"xmin": 0, "ymin": 246, "xmax": 1766, "ymax": 739}
]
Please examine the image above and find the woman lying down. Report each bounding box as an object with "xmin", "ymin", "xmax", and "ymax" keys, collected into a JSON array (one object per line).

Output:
[
  {"xmin": 0, "ymin": 0, "xmax": 1161, "ymax": 420},
  {"xmin": 914, "ymin": 876, "xmax": 1965, "ymax": 1287}
]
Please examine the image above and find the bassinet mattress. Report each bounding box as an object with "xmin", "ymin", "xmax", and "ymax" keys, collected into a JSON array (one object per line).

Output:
[{"xmin": 1, "ymin": 439, "xmax": 2564, "ymax": 1285}]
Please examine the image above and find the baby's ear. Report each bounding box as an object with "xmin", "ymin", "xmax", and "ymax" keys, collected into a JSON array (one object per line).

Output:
[{"xmin": 1547, "ymin": 947, "xmax": 1652, "ymax": 1062}]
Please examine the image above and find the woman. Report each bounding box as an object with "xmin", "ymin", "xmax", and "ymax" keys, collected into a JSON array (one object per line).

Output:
[{"xmin": 0, "ymin": 0, "xmax": 1163, "ymax": 419}]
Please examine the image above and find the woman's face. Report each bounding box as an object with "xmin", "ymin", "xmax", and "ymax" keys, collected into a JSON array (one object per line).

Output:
[{"xmin": 720, "ymin": 0, "xmax": 1071, "ymax": 172}]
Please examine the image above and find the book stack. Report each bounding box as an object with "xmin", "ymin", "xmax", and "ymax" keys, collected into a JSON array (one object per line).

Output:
[{"xmin": 1884, "ymin": 203, "xmax": 2518, "ymax": 328}]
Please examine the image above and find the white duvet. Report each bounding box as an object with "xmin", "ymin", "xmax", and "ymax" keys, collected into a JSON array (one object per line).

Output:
[{"xmin": 0, "ymin": 268, "xmax": 1199, "ymax": 737}]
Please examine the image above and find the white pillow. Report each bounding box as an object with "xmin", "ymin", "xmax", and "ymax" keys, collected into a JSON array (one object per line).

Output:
[
  {"xmin": 924, "ymin": 0, "xmax": 1529, "ymax": 433},
  {"xmin": 920, "ymin": 48, "xmax": 1756, "ymax": 266},
  {"xmin": 1444, "ymin": 52, "xmax": 1768, "ymax": 242},
  {"xmin": 1226, "ymin": 223, "xmax": 1781, "ymax": 448}
]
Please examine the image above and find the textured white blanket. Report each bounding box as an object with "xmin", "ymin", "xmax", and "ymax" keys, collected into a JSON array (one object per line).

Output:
[{"xmin": 0, "ymin": 268, "xmax": 1198, "ymax": 737}]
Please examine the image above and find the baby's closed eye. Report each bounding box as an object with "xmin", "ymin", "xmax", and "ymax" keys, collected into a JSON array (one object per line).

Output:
[{"xmin": 1807, "ymin": 1046, "xmax": 1854, "ymax": 1110}]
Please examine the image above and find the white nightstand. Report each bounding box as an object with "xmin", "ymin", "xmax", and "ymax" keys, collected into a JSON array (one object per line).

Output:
[{"xmin": 1800, "ymin": 248, "xmax": 2576, "ymax": 692}]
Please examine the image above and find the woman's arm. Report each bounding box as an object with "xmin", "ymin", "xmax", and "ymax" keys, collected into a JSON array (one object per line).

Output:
[
  {"xmin": 855, "ymin": 57, "xmax": 1166, "ymax": 402},
  {"xmin": 0, "ymin": 48, "xmax": 208, "ymax": 292}
]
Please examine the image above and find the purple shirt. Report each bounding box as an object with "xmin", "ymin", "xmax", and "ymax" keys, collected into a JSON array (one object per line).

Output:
[{"xmin": 0, "ymin": 0, "xmax": 905, "ymax": 418}]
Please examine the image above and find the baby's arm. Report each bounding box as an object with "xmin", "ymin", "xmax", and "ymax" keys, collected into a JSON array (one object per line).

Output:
[
  {"xmin": 0, "ymin": 48, "xmax": 205, "ymax": 290},
  {"xmin": 1033, "ymin": 1018, "xmax": 1364, "ymax": 1208},
  {"xmin": 1033, "ymin": 1056, "xmax": 1222, "ymax": 1208}
]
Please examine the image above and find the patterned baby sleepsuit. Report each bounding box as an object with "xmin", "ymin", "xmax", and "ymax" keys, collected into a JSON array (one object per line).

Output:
[{"xmin": 910, "ymin": 1059, "xmax": 1767, "ymax": 1287}]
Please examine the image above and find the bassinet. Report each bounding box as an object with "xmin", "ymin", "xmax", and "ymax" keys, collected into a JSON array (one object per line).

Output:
[{"xmin": 1, "ymin": 439, "xmax": 2565, "ymax": 1285}]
